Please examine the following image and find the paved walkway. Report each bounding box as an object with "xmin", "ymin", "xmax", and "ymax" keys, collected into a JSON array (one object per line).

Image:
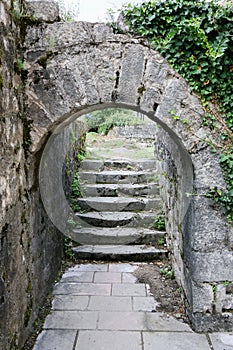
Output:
[{"xmin": 33, "ymin": 263, "xmax": 233, "ymax": 350}]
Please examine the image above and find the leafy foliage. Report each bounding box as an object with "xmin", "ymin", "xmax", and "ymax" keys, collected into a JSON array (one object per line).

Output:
[
  {"xmin": 120, "ymin": 0, "xmax": 233, "ymax": 222},
  {"xmin": 160, "ymin": 265, "xmax": 175, "ymax": 279},
  {"xmin": 64, "ymin": 236, "xmax": 75, "ymax": 261},
  {"xmin": 71, "ymin": 173, "xmax": 81, "ymax": 197},
  {"xmin": 157, "ymin": 235, "xmax": 166, "ymax": 246},
  {"xmin": 84, "ymin": 108, "xmax": 145, "ymax": 134},
  {"xmin": 70, "ymin": 171, "xmax": 84, "ymax": 212},
  {"xmin": 150, "ymin": 213, "xmax": 166, "ymax": 231}
]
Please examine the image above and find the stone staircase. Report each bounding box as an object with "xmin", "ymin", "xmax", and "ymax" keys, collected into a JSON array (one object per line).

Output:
[{"xmin": 72, "ymin": 158, "xmax": 168, "ymax": 261}]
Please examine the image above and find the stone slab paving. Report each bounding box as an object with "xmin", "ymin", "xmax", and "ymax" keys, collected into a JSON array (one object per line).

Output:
[
  {"xmin": 33, "ymin": 330, "xmax": 77, "ymax": 350},
  {"xmin": 209, "ymin": 333, "xmax": 233, "ymax": 350},
  {"xmin": 75, "ymin": 330, "xmax": 142, "ymax": 350},
  {"xmin": 60, "ymin": 271, "xmax": 94, "ymax": 283},
  {"xmin": 33, "ymin": 263, "xmax": 233, "ymax": 350},
  {"xmin": 88, "ymin": 296, "xmax": 133, "ymax": 311},
  {"xmin": 143, "ymin": 332, "xmax": 211, "ymax": 350}
]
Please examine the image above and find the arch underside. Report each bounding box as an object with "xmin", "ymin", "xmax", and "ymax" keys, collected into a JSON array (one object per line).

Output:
[{"xmin": 24, "ymin": 21, "xmax": 233, "ymax": 331}]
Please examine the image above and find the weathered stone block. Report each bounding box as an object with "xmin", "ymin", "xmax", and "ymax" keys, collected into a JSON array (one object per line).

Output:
[
  {"xmin": 118, "ymin": 44, "xmax": 147, "ymax": 105},
  {"xmin": 191, "ymin": 147, "xmax": 226, "ymax": 189},
  {"xmin": 191, "ymin": 282, "xmax": 214, "ymax": 314},
  {"xmin": 25, "ymin": 1, "xmax": 60, "ymax": 22},
  {"xmin": 188, "ymin": 196, "xmax": 229, "ymax": 252},
  {"xmin": 190, "ymin": 250, "xmax": 233, "ymax": 283},
  {"xmin": 216, "ymin": 284, "xmax": 233, "ymax": 313}
]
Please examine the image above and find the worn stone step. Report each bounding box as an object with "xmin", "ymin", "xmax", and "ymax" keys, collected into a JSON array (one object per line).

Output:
[
  {"xmin": 75, "ymin": 211, "xmax": 157, "ymax": 228},
  {"xmin": 79, "ymin": 160, "xmax": 104, "ymax": 172},
  {"xmin": 80, "ymin": 159, "xmax": 156, "ymax": 172},
  {"xmin": 76, "ymin": 197, "xmax": 161, "ymax": 212},
  {"xmin": 70, "ymin": 227, "xmax": 165, "ymax": 245},
  {"xmin": 79, "ymin": 170, "xmax": 157, "ymax": 185},
  {"xmin": 104, "ymin": 160, "xmax": 156, "ymax": 171},
  {"xmin": 72, "ymin": 244, "xmax": 168, "ymax": 261},
  {"xmin": 81, "ymin": 183, "xmax": 159, "ymax": 197}
]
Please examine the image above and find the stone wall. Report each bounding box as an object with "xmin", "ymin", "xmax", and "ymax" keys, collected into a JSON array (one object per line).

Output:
[
  {"xmin": 108, "ymin": 124, "xmax": 158, "ymax": 144},
  {"xmin": 154, "ymin": 126, "xmax": 233, "ymax": 332},
  {"xmin": 1, "ymin": 0, "xmax": 232, "ymax": 342},
  {"xmin": 0, "ymin": 2, "xmax": 86, "ymax": 348}
]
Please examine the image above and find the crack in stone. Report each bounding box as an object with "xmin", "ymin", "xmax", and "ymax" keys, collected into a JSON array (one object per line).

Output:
[
  {"xmin": 115, "ymin": 70, "xmax": 120, "ymax": 89},
  {"xmin": 137, "ymin": 57, "xmax": 148, "ymax": 106}
]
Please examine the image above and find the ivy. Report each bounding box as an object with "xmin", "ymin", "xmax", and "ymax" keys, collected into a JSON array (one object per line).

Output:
[{"xmin": 119, "ymin": 0, "xmax": 233, "ymax": 223}]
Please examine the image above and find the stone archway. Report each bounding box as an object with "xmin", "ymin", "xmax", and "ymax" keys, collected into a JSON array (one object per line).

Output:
[{"xmin": 24, "ymin": 21, "xmax": 232, "ymax": 331}]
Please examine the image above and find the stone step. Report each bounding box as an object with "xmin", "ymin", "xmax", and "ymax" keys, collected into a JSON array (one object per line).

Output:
[
  {"xmin": 75, "ymin": 211, "xmax": 157, "ymax": 228},
  {"xmin": 72, "ymin": 244, "xmax": 168, "ymax": 261},
  {"xmin": 80, "ymin": 159, "xmax": 156, "ymax": 172},
  {"xmin": 79, "ymin": 160, "xmax": 104, "ymax": 172},
  {"xmin": 104, "ymin": 160, "xmax": 156, "ymax": 171},
  {"xmin": 70, "ymin": 227, "xmax": 165, "ymax": 245},
  {"xmin": 79, "ymin": 170, "xmax": 157, "ymax": 185},
  {"xmin": 76, "ymin": 197, "xmax": 161, "ymax": 212},
  {"xmin": 81, "ymin": 183, "xmax": 159, "ymax": 197}
]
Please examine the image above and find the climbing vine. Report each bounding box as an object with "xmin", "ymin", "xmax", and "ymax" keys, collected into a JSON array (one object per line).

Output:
[{"xmin": 119, "ymin": 0, "xmax": 233, "ymax": 223}]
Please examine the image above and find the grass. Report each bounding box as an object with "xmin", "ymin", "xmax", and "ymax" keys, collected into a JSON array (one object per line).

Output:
[{"xmin": 85, "ymin": 132, "xmax": 155, "ymax": 161}]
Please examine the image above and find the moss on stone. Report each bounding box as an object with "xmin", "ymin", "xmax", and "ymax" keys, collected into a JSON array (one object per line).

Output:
[
  {"xmin": 18, "ymin": 112, "xmax": 32, "ymax": 153},
  {"xmin": 24, "ymin": 299, "xmax": 33, "ymax": 327}
]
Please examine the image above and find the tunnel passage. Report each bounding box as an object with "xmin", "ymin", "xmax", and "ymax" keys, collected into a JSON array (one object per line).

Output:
[{"xmin": 24, "ymin": 20, "xmax": 233, "ymax": 331}]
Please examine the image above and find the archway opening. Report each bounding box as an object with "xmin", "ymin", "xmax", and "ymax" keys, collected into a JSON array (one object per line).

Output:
[
  {"xmin": 39, "ymin": 104, "xmax": 194, "ymax": 322},
  {"xmin": 69, "ymin": 107, "xmax": 163, "ymax": 246}
]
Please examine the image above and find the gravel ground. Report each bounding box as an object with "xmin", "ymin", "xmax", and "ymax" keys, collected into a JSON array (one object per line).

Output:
[{"xmin": 134, "ymin": 260, "xmax": 188, "ymax": 323}]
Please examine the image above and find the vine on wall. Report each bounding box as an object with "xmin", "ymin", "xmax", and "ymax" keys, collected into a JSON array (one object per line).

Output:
[{"xmin": 119, "ymin": 0, "xmax": 233, "ymax": 223}]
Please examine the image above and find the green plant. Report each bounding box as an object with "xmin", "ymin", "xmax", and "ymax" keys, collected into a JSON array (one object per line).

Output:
[
  {"xmin": 64, "ymin": 236, "xmax": 75, "ymax": 261},
  {"xmin": 69, "ymin": 171, "xmax": 86, "ymax": 211},
  {"xmin": 18, "ymin": 112, "xmax": 32, "ymax": 153},
  {"xmin": 223, "ymin": 280, "xmax": 233, "ymax": 287},
  {"xmin": 120, "ymin": 0, "xmax": 233, "ymax": 223},
  {"xmin": 160, "ymin": 265, "xmax": 175, "ymax": 279},
  {"xmin": 212, "ymin": 284, "xmax": 217, "ymax": 293},
  {"xmin": 150, "ymin": 213, "xmax": 166, "ymax": 231},
  {"xmin": 70, "ymin": 201, "xmax": 88, "ymax": 213},
  {"xmin": 67, "ymin": 216, "xmax": 76, "ymax": 227},
  {"xmin": 11, "ymin": 6, "xmax": 26, "ymax": 22},
  {"xmin": 11, "ymin": 1, "xmax": 41, "ymax": 43},
  {"xmin": 17, "ymin": 58, "xmax": 25, "ymax": 70},
  {"xmin": 147, "ymin": 174, "xmax": 159, "ymax": 183},
  {"xmin": 76, "ymin": 152, "xmax": 85, "ymax": 164},
  {"xmin": 15, "ymin": 58, "xmax": 25, "ymax": 71},
  {"xmin": 157, "ymin": 236, "xmax": 166, "ymax": 246},
  {"xmin": 71, "ymin": 173, "xmax": 81, "ymax": 197}
]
